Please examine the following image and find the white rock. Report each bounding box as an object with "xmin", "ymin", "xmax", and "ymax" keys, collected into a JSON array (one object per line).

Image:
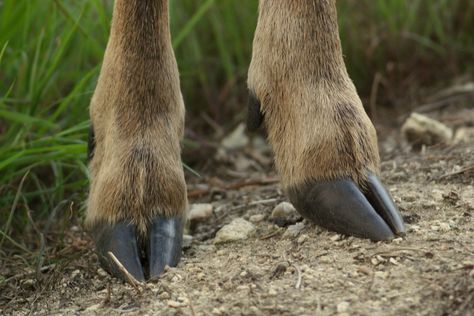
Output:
[
  {"xmin": 188, "ymin": 203, "xmax": 213, "ymax": 222},
  {"xmin": 182, "ymin": 234, "xmax": 193, "ymax": 249},
  {"xmin": 221, "ymin": 123, "xmax": 249, "ymax": 150},
  {"xmin": 283, "ymin": 222, "xmax": 305, "ymax": 238},
  {"xmin": 271, "ymin": 202, "xmax": 297, "ymax": 219},
  {"xmin": 214, "ymin": 218, "xmax": 256, "ymax": 244},
  {"xmin": 337, "ymin": 301, "xmax": 350, "ymax": 313},
  {"xmin": 401, "ymin": 113, "xmax": 453, "ymax": 146},
  {"xmin": 249, "ymin": 214, "xmax": 265, "ymax": 223}
]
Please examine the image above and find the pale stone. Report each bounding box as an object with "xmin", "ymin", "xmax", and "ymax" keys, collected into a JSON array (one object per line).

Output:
[
  {"xmin": 221, "ymin": 123, "xmax": 249, "ymax": 150},
  {"xmin": 214, "ymin": 218, "xmax": 256, "ymax": 244},
  {"xmin": 401, "ymin": 113, "xmax": 453, "ymax": 146},
  {"xmin": 337, "ymin": 301, "xmax": 350, "ymax": 313},
  {"xmin": 283, "ymin": 222, "xmax": 305, "ymax": 238},
  {"xmin": 189, "ymin": 203, "xmax": 213, "ymax": 222},
  {"xmin": 271, "ymin": 202, "xmax": 297, "ymax": 219}
]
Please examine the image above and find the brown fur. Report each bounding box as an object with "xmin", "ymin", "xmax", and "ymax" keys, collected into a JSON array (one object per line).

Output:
[
  {"xmin": 86, "ymin": 0, "xmax": 187, "ymax": 233},
  {"xmin": 248, "ymin": 0, "xmax": 380, "ymax": 189}
]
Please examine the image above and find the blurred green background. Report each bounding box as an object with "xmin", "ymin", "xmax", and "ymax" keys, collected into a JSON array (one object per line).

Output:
[{"xmin": 0, "ymin": 0, "xmax": 473, "ymax": 243}]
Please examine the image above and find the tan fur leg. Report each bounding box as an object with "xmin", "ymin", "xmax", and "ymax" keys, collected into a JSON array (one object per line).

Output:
[
  {"xmin": 86, "ymin": 0, "xmax": 187, "ymax": 234},
  {"xmin": 248, "ymin": 1, "xmax": 405, "ymax": 240},
  {"xmin": 248, "ymin": 0, "xmax": 380, "ymax": 190}
]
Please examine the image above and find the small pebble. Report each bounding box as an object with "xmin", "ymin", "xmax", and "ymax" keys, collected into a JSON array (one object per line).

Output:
[
  {"xmin": 297, "ymin": 234, "xmax": 308, "ymax": 244},
  {"xmin": 283, "ymin": 222, "xmax": 305, "ymax": 238},
  {"xmin": 189, "ymin": 203, "xmax": 213, "ymax": 222},
  {"xmin": 401, "ymin": 112, "xmax": 453, "ymax": 147},
  {"xmin": 249, "ymin": 214, "xmax": 265, "ymax": 223},
  {"xmin": 214, "ymin": 218, "xmax": 256, "ymax": 244},
  {"xmin": 337, "ymin": 301, "xmax": 350, "ymax": 313},
  {"xmin": 271, "ymin": 202, "xmax": 297, "ymax": 219},
  {"xmin": 167, "ymin": 300, "xmax": 187, "ymax": 308},
  {"xmin": 182, "ymin": 234, "xmax": 193, "ymax": 249}
]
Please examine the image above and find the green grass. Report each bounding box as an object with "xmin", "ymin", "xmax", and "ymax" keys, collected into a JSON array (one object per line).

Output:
[{"xmin": 0, "ymin": 0, "xmax": 473, "ymax": 250}]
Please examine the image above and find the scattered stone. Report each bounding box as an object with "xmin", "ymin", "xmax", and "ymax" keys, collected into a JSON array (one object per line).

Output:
[
  {"xmin": 182, "ymin": 234, "xmax": 193, "ymax": 249},
  {"xmin": 214, "ymin": 218, "xmax": 256, "ymax": 244},
  {"xmin": 330, "ymin": 234, "xmax": 342, "ymax": 242},
  {"xmin": 389, "ymin": 258, "xmax": 399, "ymax": 265},
  {"xmin": 374, "ymin": 271, "xmax": 389, "ymax": 279},
  {"xmin": 401, "ymin": 113, "xmax": 453, "ymax": 147},
  {"xmin": 337, "ymin": 301, "xmax": 350, "ymax": 313},
  {"xmin": 454, "ymin": 127, "xmax": 474, "ymax": 144},
  {"xmin": 97, "ymin": 268, "xmax": 108, "ymax": 277},
  {"xmin": 392, "ymin": 237, "xmax": 404, "ymax": 244},
  {"xmin": 249, "ymin": 214, "xmax": 265, "ymax": 223},
  {"xmin": 271, "ymin": 202, "xmax": 301, "ymax": 227},
  {"xmin": 268, "ymin": 287, "xmax": 278, "ymax": 296},
  {"xmin": 283, "ymin": 222, "xmax": 305, "ymax": 238},
  {"xmin": 84, "ymin": 304, "xmax": 102, "ymax": 312},
  {"xmin": 167, "ymin": 300, "xmax": 187, "ymax": 308},
  {"xmin": 357, "ymin": 266, "xmax": 372, "ymax": 276},
  {"xmin": 189, "ymin": 203, "xmax": 213, "ymax": 222},
  {"xmin": 319, "ymin": 255, "xmax": 333, "ymax": 264},
  {"xmin": 271, "ymin": 202, "xmax": 297, "ymax": 218},
  {"xmin": 221, "ymin": 123, "xmax": 249, "ymax": 150},
  {"xmin": 297, "ymin": 234, "xmax": 308, "ymax": 244}
]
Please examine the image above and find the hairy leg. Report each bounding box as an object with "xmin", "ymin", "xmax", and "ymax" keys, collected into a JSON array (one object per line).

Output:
[
  {"xmin": 248, "ymin": 0, "xmax": 405, "ymax": 240},
  {"xmin": 87, "ymin": 0, "xmax": 187, "ymax": 280}
]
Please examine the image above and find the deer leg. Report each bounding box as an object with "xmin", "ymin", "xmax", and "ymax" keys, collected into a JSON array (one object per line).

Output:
[
  {"xmin": 86, "ymin": 0, "xmax": 187, "ymax": 280},
  {"xmin": 248, "ymin": 0, "xmax": 405, "ymax": 241}
]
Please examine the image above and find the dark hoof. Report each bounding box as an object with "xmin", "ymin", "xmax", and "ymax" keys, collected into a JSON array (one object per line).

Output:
[
  {"xmin": 288, "ymin": 173, "xmax": 405, "ymax": 241},
  {"xmin": 92, "ymin": 221, "xmax": 145, "ymax": 281},
  {"xmin": 148, "ymin": 217, "xmax": 184, "ymax": 279},
  {"xmin": 91, "ymin": 216, "xmax": 184, "ymax": 281}
]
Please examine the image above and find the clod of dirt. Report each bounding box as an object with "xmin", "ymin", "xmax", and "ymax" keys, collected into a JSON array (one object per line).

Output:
[
  {"xmin": 401, "ymin": 113, "xmax": 453, "ymax": 147},
  {"xmin": 189, "ymin": 203, "xmax": 213, "ymax": 222},
  {"xmin": 214, "ymin": 218, "xmax": 256, "ymax": 244}
]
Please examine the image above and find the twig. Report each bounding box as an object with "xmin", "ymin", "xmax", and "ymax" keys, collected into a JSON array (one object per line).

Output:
[
  {"xmin": 107, "ymin": 252, "xmax": 144, "ymax": 293},
  {"xmin": 292, "ymin": 263, "xmax": 302, "ymax": 289},
  {"xmin": 437, "ymin": 164, "xmax": 474, "ymax": 180},
  {"xmin": 260, "ymin": 229, "xmax": 283, "ymax": 240}
]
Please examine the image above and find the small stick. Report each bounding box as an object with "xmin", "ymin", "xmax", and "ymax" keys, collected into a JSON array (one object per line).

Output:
[
  {"xmin": 292, "ymin": 263, "xmax": 302, "ymax": 289},
  {"xmin": 107, "ymin": 252, "xmax": 144, "ymax": 292},
  {"xmin": 437, "ymin": 164, "xmax": 474, "ymax": 180}
]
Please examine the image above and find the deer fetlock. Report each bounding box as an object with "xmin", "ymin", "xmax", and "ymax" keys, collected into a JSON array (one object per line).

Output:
[
  {"xmin": 86, "ymin": 0, "xmax": 187, "ymax": 281},
  {"xmin": 248, "ymin": 0, "xmax": 405, "ymax": 241}
]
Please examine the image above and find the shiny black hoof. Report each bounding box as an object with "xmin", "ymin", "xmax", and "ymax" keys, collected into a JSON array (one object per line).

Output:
[
  {"xmin": 91, "ymin": 216, "xmax": 184, "ymax": 282},
  {"xmin": 148, "ymin": 217, "xmax": 184, "ymax": 279},
  {"xmin": 287, "ymin": 173, "xmax": 406, "ymax": 241},
  {"xmin": 92, "ymin": 221, "xmax": 145, "ymax": 281}
]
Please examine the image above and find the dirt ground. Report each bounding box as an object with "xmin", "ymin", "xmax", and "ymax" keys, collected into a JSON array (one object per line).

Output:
[{"xmin": 1, "ymin": 101, "xmax": 473, "ymax": 315}]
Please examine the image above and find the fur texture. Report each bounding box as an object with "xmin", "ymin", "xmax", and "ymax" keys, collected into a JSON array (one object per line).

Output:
[
  {"xmin": 86, "ymin": 0, "xmax": 187, "ymax": 233},
  {"xmin": 248, "ymin": 0, "xmax": 380, "ymax": 189}
]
